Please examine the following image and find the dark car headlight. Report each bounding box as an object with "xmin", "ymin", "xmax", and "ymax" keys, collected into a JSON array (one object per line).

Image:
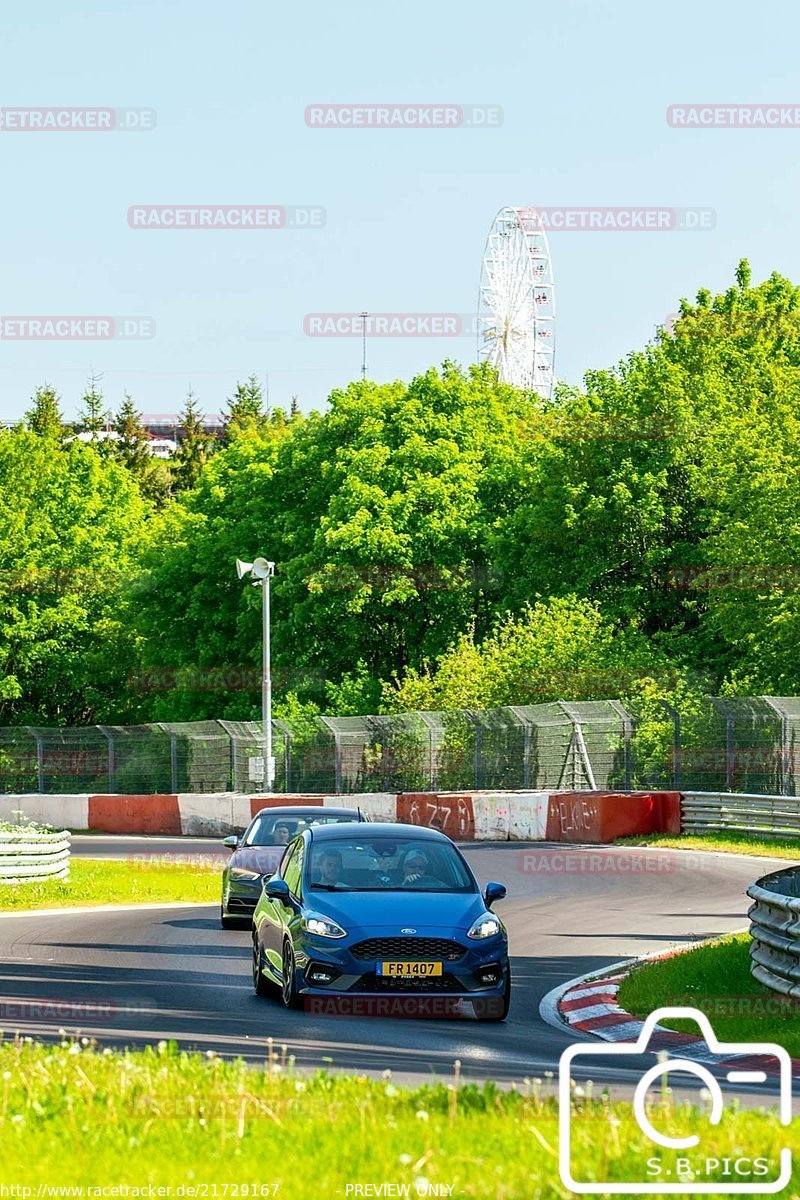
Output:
[
  {"xmin": 467, "ymin": 914, "xmax": 502, "ymax": 940},
  {"xmin": 303, "ymin": 913, "xmax": 347, "ymax": 939},
  {"xmin": 230, "ymin": 868, "xmax": 262, "ymax": 882}
]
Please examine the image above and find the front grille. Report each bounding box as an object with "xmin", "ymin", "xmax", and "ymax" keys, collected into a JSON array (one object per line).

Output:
[
  {"xmin": 351, "ymin": 972, "xmax": 464, "ymax": 994},
  {"xmin": 350, "ymin": 937, "xmax": 465, "ymax": 962},
  {"xmin": 228, "ymin": 897, "xmax": 257, "ymax": 912}
]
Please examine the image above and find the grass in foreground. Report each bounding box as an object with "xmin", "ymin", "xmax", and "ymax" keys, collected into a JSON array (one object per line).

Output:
[
  {"xmin": 0, "ymin": 858, "xmax": 219, "ymax": 911},
  {"xmin": 619, "ymin": 931, "xmax": 800, "ymax": 1056},
  {"xmin": 0, "ymin": 1038, "xmax": 795, "ymax": 1195},
  {"xmin": 617, "ymin": 829, "xmax": 800, "ymax": 860}
]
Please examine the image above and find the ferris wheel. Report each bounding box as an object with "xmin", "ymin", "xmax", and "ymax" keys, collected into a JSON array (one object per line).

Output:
[{"xmin": 477, "ymin": 206, "xmax": 556, "ymax": 399}]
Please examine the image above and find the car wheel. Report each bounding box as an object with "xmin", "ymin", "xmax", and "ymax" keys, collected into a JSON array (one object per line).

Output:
[
  {"xmin": 281, "ymin": 939, "xmax": 302, "ymax": 1010},
  {"xmin": 478, "ymin": 968, "xmax": 511, "ymax": 1022},
  {"xmin": 252, "ymin": 936, "xmax": 274, "ymax": 998},
  {"xmin": 221, "ymin": 905, "xmax": 248, "ymax": 930}
]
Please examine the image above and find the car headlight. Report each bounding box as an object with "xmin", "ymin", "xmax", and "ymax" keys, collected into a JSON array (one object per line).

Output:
[
  {"xmin": 303, "ymin": 914, "xmax": 347, "ymax": 939},
  {"xmin": 230, "ymin": 868, "xmax": 262, "ymax": 881},
  {"xmin": 467, "ymin": 914, "xmax": 502, "ymax": 940}
]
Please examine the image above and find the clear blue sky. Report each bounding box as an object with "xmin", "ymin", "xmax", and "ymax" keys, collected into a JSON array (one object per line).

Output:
[{"xmin": 0, "ymin": 0, "xmax": 797, "ymax": 421}]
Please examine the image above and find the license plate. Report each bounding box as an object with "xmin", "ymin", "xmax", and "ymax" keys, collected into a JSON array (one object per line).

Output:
[{"xmin": 378, "ymin": 961, "xmax": 443, "ymax": 977}]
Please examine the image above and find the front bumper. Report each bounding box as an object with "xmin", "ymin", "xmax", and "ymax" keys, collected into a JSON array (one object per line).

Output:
[
  {"xmin": 293, "ymin": 935, "xmax": 509, "ymax": 997},
  {"xmin": 223, "ymin": 877, "xmax": 263, "ymax": 917}
]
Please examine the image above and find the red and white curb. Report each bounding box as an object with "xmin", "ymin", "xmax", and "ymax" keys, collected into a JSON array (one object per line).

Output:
[{"xmin": 540, "ymin": 944, "xmax": 800, "ymax": 1080}]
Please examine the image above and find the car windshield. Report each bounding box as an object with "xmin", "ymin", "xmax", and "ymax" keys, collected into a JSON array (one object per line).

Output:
[
  {"xmin": 245, "ymin": 813, "xmax": 358, "ymax": 847},
  {"xmin": 306, "ymin": 836, "xmax": 475, "ymax": 893}
]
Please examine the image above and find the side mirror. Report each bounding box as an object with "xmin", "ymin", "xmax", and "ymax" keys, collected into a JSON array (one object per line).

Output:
[
  {"xmin": 264, "ymin": 878, "xmax": 291, "ymax": 902},
  {"xmin": 484, "ymin": 881, "xmax": 507, "ymax": 908},
  {"xmin": 222, "ymin": 835, "xmax": 238, "ymax": 850}
]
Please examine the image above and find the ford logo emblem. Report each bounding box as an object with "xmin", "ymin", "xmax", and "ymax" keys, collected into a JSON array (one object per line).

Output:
[{"xmin": 401, "ymin": 927, "xmax": 417, "ymax": 934}]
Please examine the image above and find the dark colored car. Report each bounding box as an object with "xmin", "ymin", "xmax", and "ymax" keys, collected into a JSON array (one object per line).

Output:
[
  {"xmin": 251, "ymin": 823, "xmax": 510, "ymax": 1020},
  {"xmin": 220, "ymin": 805, "xmax": 367, "ymax": 928}
]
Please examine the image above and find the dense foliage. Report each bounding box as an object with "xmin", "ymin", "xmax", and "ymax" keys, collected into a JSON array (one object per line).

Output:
[{"xmin": 3, "ymin": 261, "xmax": 800, "ymax": 725}]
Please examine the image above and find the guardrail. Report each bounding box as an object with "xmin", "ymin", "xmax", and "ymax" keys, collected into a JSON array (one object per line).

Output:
[
  {"xmin": 0, "ymin": 829, "xmax": 70, "ymax": 884},
  {"xmin": 682, "ymin": 791, "xmax": 800, "ymax": 838},
  {"xmin": 747, "ymin": 866, "xmax": 800, "ymax": 996}
]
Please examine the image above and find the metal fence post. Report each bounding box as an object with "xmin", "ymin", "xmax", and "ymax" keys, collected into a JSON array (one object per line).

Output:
[
  {"xmin": 509, "ymin": 707, "xmax": 533, "ymax": 788},
  {"xmin": 275, "ymin": 719, "xmax": 292, "ymax": 793},
  {"xmin": 655, "ymin": 699, "xmax": 681, "ymax": 790},
  {"xmin": 418, "ymin": 713, "xmax": 438, "ymax": 791},
  {"xmin": 319, "ymin": 716, "xmax": 342, "ymax": 794},
  {"xmin": 762, "ymin": 697, "xmax": 791, "ymax": 796},
  {"xmin": 97, "ymin": 726, "xmax": 116, "ymax": 792},
  {"xmin": 608, "ymin": 701, "xmax": 634, "ymax": 790},
  {"xmin": 26, "ymin": 728, "xmax": 44, "ymax": 793},
  {"xmin": 464, "ymin": 712, "xmax": 483, "ymax": 790},
  {"xmin": 556, "ymin": 702, "xmax": 597, "ymax": 790},
  {"xmin": 710, "ymin": 698, "xmax": 735, "ymax": 792}
]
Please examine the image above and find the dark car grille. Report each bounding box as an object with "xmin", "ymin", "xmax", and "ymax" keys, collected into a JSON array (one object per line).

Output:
[
  {"xmin": 351, "ymin": 972, "xmax": 464, "ymax": 994},
  {"xmin": 350, "ymin": 937, "xmax": 465, "ymax": 962},
  {"xmin": 228, "ymin": 897, "xmax": 257, "ymax": 912}
]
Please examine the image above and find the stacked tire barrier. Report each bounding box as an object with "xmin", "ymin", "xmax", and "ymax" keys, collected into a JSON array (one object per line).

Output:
[
  {"xmin": 0, "ymin": 790, "xmax": 682, "ymax": 841},
  {"xmin": 0, "ymin": 829, "xmax": 70, "ymax": 884},
  {"xmin": 748, "ymin": 866, "xmax": 800, "ymax": 997}
]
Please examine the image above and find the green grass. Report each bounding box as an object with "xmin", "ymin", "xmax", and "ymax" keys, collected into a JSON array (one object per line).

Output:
[
  {"xmin": 618, "ymin": 931, "xmax": 800, "ymax": 1056},
  {"xmin": 0, "ymin": 1039, "xmax": 795, "ymax": 1195},
  {"xmin": 617, "ymin": 830, "xmax": 800, "ymax": 860},
  {"xmin": 0, "ymin": 858, "xmax": 220, "ymax": 911}
]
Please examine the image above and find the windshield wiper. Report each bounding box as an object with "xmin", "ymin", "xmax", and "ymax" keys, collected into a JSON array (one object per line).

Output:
[{"xmin": 312, "ymin": 883, "xmax": 353, "ymax": 891}]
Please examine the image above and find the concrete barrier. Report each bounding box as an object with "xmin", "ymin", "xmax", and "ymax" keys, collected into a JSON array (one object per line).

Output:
[
  {"xmin": 546, "ymin": 791, "xmax": 681, "ymax": 843},
  {"xmin": 1, "ymin": 789, "xmax": 683, "ymax": 843}
]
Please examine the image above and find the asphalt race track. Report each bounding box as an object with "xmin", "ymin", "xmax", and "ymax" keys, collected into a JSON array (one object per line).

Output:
[{"xmin": 0, "ymin": 838, "xmax": 790, "ymax": 1099}]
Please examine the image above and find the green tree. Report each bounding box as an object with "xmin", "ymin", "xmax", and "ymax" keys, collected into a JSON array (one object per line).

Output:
[
  {"xmin": 173, "ymin": 390, "xmax": 212, "ymax": 492},
  {"xmin": 114, "ymin": 393, "xmax": 151, "ymax": 476},
  {"xmin": 130, "ymin": 363, "xmax": 533, "ymax": 720},
  {"xmin": 77, "ymin": 374, "xmax": 108, "ymax": 442},
  {"xmin": 0, "ymin": 430, "xmax": 151, "ymax": 724},
  {"xmin": 223, "ymin": 374, "xmax": 268, "ymax": 441},
  {"xmin": 113, "ymin": 393, "xmax": 170, "ymax": 507},
  {"xmin": 25, "ymin": 385, "xmax": 65, "ymax": 442},
  {"xmin": 384, "ymin": 596, "xmax": 669, "ymax": 712}
]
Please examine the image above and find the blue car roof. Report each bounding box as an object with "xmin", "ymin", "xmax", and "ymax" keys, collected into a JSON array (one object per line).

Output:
[{"xmin": 308, "ymin": 821, "xmax": 449, "ymax": 842}]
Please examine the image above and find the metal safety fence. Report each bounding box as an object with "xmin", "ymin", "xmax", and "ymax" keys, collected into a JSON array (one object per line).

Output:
[{"xmin": 5, "ymin": 694, "xmax": 800, "ymax": 795}]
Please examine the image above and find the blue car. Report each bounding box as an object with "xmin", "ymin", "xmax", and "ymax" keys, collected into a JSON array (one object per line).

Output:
[{"xmin": 251, "ymin": 823, "xmax": 510, "ymax": 1021}]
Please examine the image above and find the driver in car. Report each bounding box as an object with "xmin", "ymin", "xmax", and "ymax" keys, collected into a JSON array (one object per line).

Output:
[
  {"xmin": 311, "ymin": 848, "xmax": 344, "ymax": 887},
  {"xmin": 274, "ymin": 822, "xmax": 292, "ymax": 845},
  {"xmin": 400, "ymin": 849, "xmax": 441, "ymax": 888}
]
